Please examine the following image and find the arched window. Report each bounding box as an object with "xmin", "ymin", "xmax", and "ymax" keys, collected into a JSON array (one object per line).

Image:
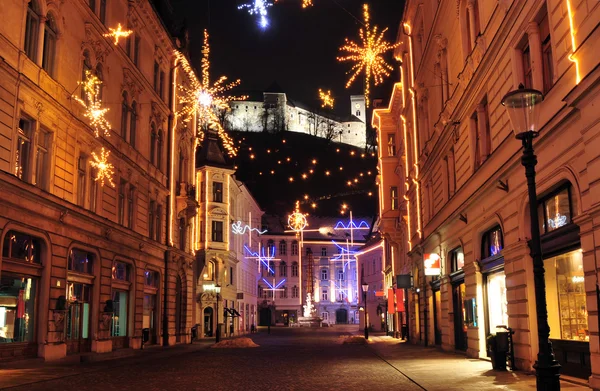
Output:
[
  {"xmin": 157, "ymin": 130, "xmax": 164, "ymax": 171},
  {"xmin": 95, "ymin": 63, "xmax": 104, "ymax": 100},
  {"xmin": 461, "ymin": 0, "xmax": 481, "ymax": 58},
  {"xmin": 81, "ymin": 51, "xmax": 92, "ymax": 101},
  {"xmin": 207, "ymin": 261, "xmax": 215, "ymax": 280},
  {"xmin": 267, "ymin": 240, "xmax": 275, "ymax": 254},
  {"xmin": 150, "ymin": 123, "xmax": 157, "ymax": 165},
  {"xmin": 291, "ymin": 262, "xmax": 298, "ymax": 277},
  {"xmin": 129, "ymin": 101, "xmax": 137, "ymax": 147},
  {"xmin": 291, "ymin": 241, "xmax": 298, "ymax": 256},
  {"xmin": 120, "ymin": 92, "xmax": 129, "ymax": 139},
  {"xmin": 279, "ymin": 261, "xmax": 287, "ymax": 277},
  {"xmin": 279, "ymin": 240, "xmax": 286, "ymax": 255},
  {"xmin": 482, "ymin": 226, "xmax": 503, "ymax": 259},
  {"xmin": 24, "ymin": 1, "xmax": 40, "ymax": 61},
  {"xmin": 2, "ymin": 231, "xmax": 43, "ymax": 264},
  {"xmin": 42, "ymin": 14, "xmax": 58, "ymax": 77}
]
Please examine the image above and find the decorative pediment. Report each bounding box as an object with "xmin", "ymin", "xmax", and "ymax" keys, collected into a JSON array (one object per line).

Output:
[
  {"xmin": 151, "ymin": 101, "xmax": 166, "ymax": 125},
  {"xmin": 211, "ymin": 172, "xmax": 224, "ymax": 181},
  {"xmin": 122, "ymin": 68, "xmax": 143, "ymax": 99},
  {"xmin": 208, "ymin": 206, "xmax": 227, "ymax": 217},
  {"xmin": 83, "ymin": 23, "xmax": 113, "ymax": 63}
]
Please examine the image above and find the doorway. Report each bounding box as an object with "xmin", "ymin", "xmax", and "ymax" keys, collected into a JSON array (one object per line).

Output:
[
  {"xmin": 336, "ymin": 308, "xmax": 348, "ymax": 324},
  {"xmin": 175, "ymin": 276, "xmax": 182, "ymax": 342},
  {"xmin": 433, "ymin": 289, "xmax": 442, "ymax": 345},
  {"xmin": 203, "ymin": 307, "xmax": 213, "ymax": 337},
  {"xmin": 66, "ymin": 301, "xmax": 91, "ymax": 354},
  {"xmin": 453, "ymin": 282, "xmax": 467, "ymax": 351}
]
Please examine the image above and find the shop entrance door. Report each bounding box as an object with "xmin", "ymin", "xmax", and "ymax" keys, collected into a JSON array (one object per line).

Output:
[
  {"xmin": 203, "ymin": 307, "xmax": 213, "ymax": 337},
  {"xmin": 453, "ymin": 282, "xmax": 467, "ymax": 351},
  {"xmin": 433, "ymin": 289, "xmax": 442, "ymax": 345},
  {"xmin": 66, "ymin": 301, "xmax": 91, "ymax": 354}
]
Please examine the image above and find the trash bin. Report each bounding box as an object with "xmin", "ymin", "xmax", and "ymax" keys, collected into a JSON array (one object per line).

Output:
[
  {"xmin": 191, "ymin": 325, "xmax": 198, "ymax": 341},
  {"xmin": 142, "ymin": 328, "xmax": 150, "ymax": 344},
  {"xmin": 487, "ymin": 333, "xmax": 507, "ymax": 371}
]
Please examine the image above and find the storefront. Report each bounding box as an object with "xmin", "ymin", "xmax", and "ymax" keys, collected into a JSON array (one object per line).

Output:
[
  {"xmin": 539, "ymin": 185, "xmax": 589, "ymax": 379},
  {"xmin": 0, "ymin": 230, "xmax": 43, "ymax": 359},
  {"xmin": 431, "ymin": 279, "xmax": 442, "ymax": 346},
  {"xmin": 143, "ymin": 270, "xmax": 159, "ymax": 345},
  {"xmin": 480, "ymin": 226, "xmax": 508, "ymax": 338},
  {"xmin": 449, "ymin": 247, "xmax": 467, "ymax": 351},
  {"xmin": 66, "ymin": 249, "xmax": 95, "ymax": 354},
  {"xmin": 111, "ymin": 261, "xmax": 131, "ymax": 349}
]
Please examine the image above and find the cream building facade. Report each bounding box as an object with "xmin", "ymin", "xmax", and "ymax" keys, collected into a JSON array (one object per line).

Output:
[{"xmin": 374, "ymin": 0, "xmax": 600, "ymax": 386}]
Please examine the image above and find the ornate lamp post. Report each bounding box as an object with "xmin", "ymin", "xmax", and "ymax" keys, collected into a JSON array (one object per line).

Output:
[
  {"xmin": 501, "ymin": 85, "xmax": 561, "ymax": 390},
  {"xmin": 362, "ymin": 282, "xmax": 369, "ymax": 340},
  {"xmin": 215, "ymin": 284, "xmax": 222, "ymax": 343}
]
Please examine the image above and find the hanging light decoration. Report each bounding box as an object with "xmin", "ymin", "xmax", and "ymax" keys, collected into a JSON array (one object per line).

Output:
[
  {"xmin": 238, "ymin": 0, "xmax": 273, "ymax": 29},
  {"xmin": 319, "ymin": 89, "xmax": 335, "ymax": 109},
  {"xmin": 90, "ymin": 147, "xmax": 115, "ymax": 187},
  {"xmin": 73, "ymin": 71, "xmax": 111, "ymax": 138},
  {"xmin": 103, "ymin": 23, "xmax": 132, "ymax": 45},
  {"xmin": 337, "ymin": 4, "xmax": 400, "ymax": 108}
]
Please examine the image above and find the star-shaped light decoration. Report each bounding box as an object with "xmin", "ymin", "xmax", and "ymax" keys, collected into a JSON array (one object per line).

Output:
[
  {"xmin": 238, "ymin": 0, "xmax": 273, "ymax": 29},
  {"xmin": 319, "ymin": 89, "xmax": 334, "ymax": 109},
  {"xmin": 337, "ymin": 4, "xmax": 400, "ymax": 108},
  {"xmin": 288, "ymin": 201, "xmax": 308, "ymax": 232},
  {"xmin": 73, "ymin": 71, "xmax": 111, "ymax": 138},
  {"xmin": 90, "ymin": 147, "xmax": 115, "ymax": 187},
  {"xmin": 103, "ymin": 23, "xmax": 133, "ymax": 45},
  {"xmin": 302, "ymin": 0, "xmax": 314, "ymax": 8},
  {"xmin": 175, "ymin": 30, "xmax": 247, "ymax": 157}
]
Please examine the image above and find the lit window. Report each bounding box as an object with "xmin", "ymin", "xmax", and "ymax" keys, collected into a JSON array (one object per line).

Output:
[
  {"xmin": 538, "ymin": 187, "xmax": 571, "ymax": 234},
  {"xmin": 211, "ymin": 221, "xmax": 223, "ymax": 242},
  {"xmin": 390, "ymin": 187, "xmax": 399, "ymax": 210},
  {"xmin": 450, "ymin": 247, "xmax": 464, "ymax": 272},
  {"xmin": 15, "ymin": 118, "xmax": 33, "ymax": 181},
  {"xmin": 481, "ymin": 226, "xmax": 503, "ymax": 259}
]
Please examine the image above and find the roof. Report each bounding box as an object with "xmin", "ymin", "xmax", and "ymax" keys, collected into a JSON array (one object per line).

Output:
[
  {"xmin": 195, "ymin": 132, "xmax": 232, "ymax": 169},
  {"xmin": 265, "ymin": 82, "xmax": 285, "ymax": 94}
]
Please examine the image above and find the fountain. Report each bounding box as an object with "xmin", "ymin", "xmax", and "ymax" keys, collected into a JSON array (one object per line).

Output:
[{"xmin": 297, "ymin": 293, "xmax": 322, "ymax": 327}]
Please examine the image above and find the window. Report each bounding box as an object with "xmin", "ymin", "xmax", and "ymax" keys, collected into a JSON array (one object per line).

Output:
[
  {"xmin": 390, "ymin": 187, "xmax": 399, "ymax": 211},
  {"xmin": 15, "ymin": 118, "xmax": 33, "ymax": 180},
  {"xmin": 258, "ymin": 285, "xmax": 264, "ymax": 298},
  {"xmin": 127, "ymin": 186, "xmax": 135, "ymax": 229},
  {"xmin": 522, "ymin": 44, "xmax": 533, "ymax": 89},
  {"xmin": 321, "ymin": 247, "xmax": 327, "ymax": 257},
  {"xmin": 356, "ymin": 110, "xmax": 361, "ymax": 117},
  {"xmin": 118, "ymin": 179, "xmax": 126, "ymax": 225},
  {"xmin": 306, "ymin": 248, "xmax": 312, "ymax": 257},
  {"xmin": 280, "ymin": 287, "xmax": 287, "ymax": 299},
  {"xmin": 159, "ymin": 71, "xmax": 165, "ymax": 100},
  {"xmin": 291, "ymin": 241, "xmax": 298, "ymax": 256},
  {"xmin": 155, "ymin": 204, "xmax": 162, "ymax": 242},
  {"xmin": 149, "ymin": 201, "xmax": 155, "ymax": 239},
  {"xmin": 129, "ymin": 101, "xmax": 137, "ymax": 147},
  {"xmin": 112, "ymin": 261, "xmax": 129, "ymax": 281},
  {"xmin": 89, "ymin": 0, "xmax": 96, "ymax": 10},
  {"xmin": 132, "ymin": 35, "xmax": 140, "ymax": 66},
  {"xmin": 338, "ymin": 269, "xmax": 344, "ymax": 281},
  {"xmin": 111, "ymin": 289, "xmax": 128, "ymax": 337},
  {"xmin": 230, "ymin": 266, "xmax": 234, "ymax": 285},
  {"xmin": 322, "ymin": 288, "xmax": 328, "ymax": 301},
  {"xmin": 157, "ymin": 131, "xmax": 164, "ymax": 171},
  {"xmin": 321, "ymin": 268, "xmax": 328, "ymax": 280},
  {"xmin": 95, "ymin": 63, "xmax": 104, "ymax": 100},
  {"xmin": 279, "ymin": 262, "xmax": 287, "ymax": 277},
  {"xmin": 268, "ymin": 261, "xmax": 275, "ymax": 277},
  {"xmin": 99, "ymin": 0, "xmax": 107, "ymax": 24},
  {"xmin": 153, "ymin": 62, "xmax": 159, "ymax": 92},
  {"xmin": 538, "ymin": 186, "xmax": 572, "ymax": 234},
  {"xmin": 291, "ymin": 262, "xmax": 298, "ymax": 277},
  {"xmin": 545, "ymin": 249, "xmax": 587, "ymax": 341},
  {"xmin": 279, "ymin": 241, "xmax": 286, "ymax": 255},
  {"xmin": 120, "ymin": 92, "xmax": 129, "ymax": 139},
  {"xmin": 178, "ymin": 218, "xmax": 186, "ymax": 250},
  {"xmin": 150, "ymin": 124, "xmax": 157, "ymax": 165},
  {"xmin": 387, "ymin": 133, "xmax": 396, "ymax": 156},
  {"xmin": 34, "ymin": 129, "xmax": 50, "ymax": 190},
  {"xmin": 213, "ymin": 182, "xmax": 223, "ymax": 202},
  {"xmin": 207, "ymin": 261, "xmax": 215, "ymax": 280},
  {"xmin": 2, "ymin": 231, "xmax": 42, "ymax": 263},
  {"xmin": 77, "ymin": 154, "xmax": 87, "ymax": 207},
  {"xmin": 539, "ymin": 9, "xmax": 553, "ymax": 93},
  {"xmin": 89, "ymin": 167, "xmax": 98, "ymax": 213},
  {"xmin": 69, "ymin": 249, "xmax": 94, "ymax": 274},
  {"xmin": 292, "ymin": 285, "xmax": 298, "ymax": 298},
  {"xmin": 482, "ymin": 226, "xmax": 503, "ymax": 259},
  {"xmin": 450, "ymin": 247, "xmax": 464, "ymax": 272},
  {"xmin": 0, "ymin": 274, "xmax": 37, "ymax": 343},
  {"xmin": 42, "ymin": 14, "xmax": 58, "ymax": 77},
  {"xmin": 211, "ymin": 221, "xmax": 223, "ymax": 242},
  {"xmin": 24, "ymin": 1, "xmax": 40, "ymax": 61},
  {"xmin": 81, "ymin": 51, "xmax": 92, "ymax": 101}
]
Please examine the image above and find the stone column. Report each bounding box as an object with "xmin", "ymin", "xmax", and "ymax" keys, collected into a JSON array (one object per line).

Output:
[{"xmin": 526, "ymin": 22, "xmax": 544, "ymax": 92}]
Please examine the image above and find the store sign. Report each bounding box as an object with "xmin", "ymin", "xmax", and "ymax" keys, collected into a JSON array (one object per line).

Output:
[
  {"xmin": 395, "ymin": 289, "xmax": 405, "ymax": 312},
  {"xmin": 388, "ymin": 289, "xmax": 395, "ymax": 313},
  {"xmin": 424, "ymin": 253, "xmax": 441, "ymax": 276}
]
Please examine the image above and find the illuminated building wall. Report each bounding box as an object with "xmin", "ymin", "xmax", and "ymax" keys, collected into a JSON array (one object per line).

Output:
[{"xmin": 375, "ymin": 0, "xmax": 600, "ymax": 384}]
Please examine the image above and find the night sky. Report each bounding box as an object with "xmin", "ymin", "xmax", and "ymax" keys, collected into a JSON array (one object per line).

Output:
[{"xmin": 171, "ymin": 0, "xmax": 405, "ymax": 116}]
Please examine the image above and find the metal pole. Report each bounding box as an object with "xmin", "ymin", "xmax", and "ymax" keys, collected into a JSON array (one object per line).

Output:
[
  {"xmin": 364, "ymin": 291, "xmax": 369, "ymax": 340},
  {"xmin": 519, "ymin": 132, "xmax": 560, "ymax": 390},
  {"xmin": 216, "ymin": 292, "xmax": 220, "ymax": 343}
]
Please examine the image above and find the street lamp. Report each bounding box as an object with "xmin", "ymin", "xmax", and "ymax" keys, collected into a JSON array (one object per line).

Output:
[
  {"xmin": 502, "ymin": 85, "xmax": 561, "ymax": 390},
  {"xmin": 361, "ymin": 282, "xmax": 369, "ymax": 340},
  {"xmin": 214, "ymin": 284, "xmax": 222, "ymax": 343}
]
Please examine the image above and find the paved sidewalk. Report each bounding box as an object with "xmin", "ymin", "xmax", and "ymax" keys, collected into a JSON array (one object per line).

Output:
[
  {"xmin": 366, "ymin": 335, "xmax": 589, "ymax": 391},
  {"xmin": 0, "ymin": 339, "xmax": 214, "ymax": 390}
]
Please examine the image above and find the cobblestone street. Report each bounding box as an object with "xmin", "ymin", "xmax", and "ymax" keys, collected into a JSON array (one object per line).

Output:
[{"xmin": 0, "ymin": 326, "xmax": 422, "ymax": 391}]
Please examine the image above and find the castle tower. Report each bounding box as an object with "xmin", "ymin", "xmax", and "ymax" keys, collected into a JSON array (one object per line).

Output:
[{"xmin": 350, "ymin": 95, "xmax": 366, "ymax": 123}]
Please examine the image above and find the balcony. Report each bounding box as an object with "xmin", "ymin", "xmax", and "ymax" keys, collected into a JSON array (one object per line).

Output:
[{"xmin": 176, "ymin": 182, "xmax": 198, "ymax": 220}]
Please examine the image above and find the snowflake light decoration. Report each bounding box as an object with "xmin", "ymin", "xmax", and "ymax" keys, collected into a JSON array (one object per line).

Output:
[
  {"xmin": 90, "ymin": 147, "xmax": 115, "ymax": 187},
  {"xmin": 73, "ymin": 71, "xmax": 111, "ymax": 138},
  {"xmin": 337, "ymin": 4, "xmax": 400, "ymax": 108},
  {"xmin": 238, "ymin": 0, "xmax": 273, "ymax": 29},
  {"xmin": 175, "ymin": 30, "xmax": 246, "ymax": 157},
  {"xmin": 319, "ymin": 89, "xmax": 334, "ymax": 109},
  {"xmin": 288, "ymin": 201, "xmax": 308, "ymax": 232},
  {"xmin": 103, "ymin": 23, "xmax": 132, "ymax": 45}
]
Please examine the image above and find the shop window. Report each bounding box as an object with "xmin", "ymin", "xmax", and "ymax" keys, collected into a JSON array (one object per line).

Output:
[
  {"xmin": 213, "ymin": 182, "xmax": 223, "ymax": 202},
  {"xmin": 67, "ymin": 281, "xmax": 91, "ymax": 303},
  {"xmin": 486, "ymin": 270, "xmax": 508, "ymax": 331},
  {"xmin": 482, "ymin": 226, "xmax": 503, "ymax": 258},
  {"xmin": 211, "ymin": 221, "xmax": 223, "ymax": 242},
  {"xmin": 111, "ymin": 290, "xmax": 128, "ymax": 337},
  {"xmin": 450, "ymin": 246, "xmax": 464, "ymax": 272},
  {"xmin": 545, "ymin": 250, "xmax": 587, "ymax": 341},
  {"xmin": 279, "ymin": 241, "xmax": 286, "ymax": 255},
  {"xmin": 2, "ymin": 231, "xmax": 42, "ymax": 264},
  {"xmin": 0, "ymin": 274, "xmax": 37, "ymax": 343},
  {"xmin": 68, "ymin": 249, "xmax": 94, "ymax": 274},
  {"xmin": 291, "ymin": 262, "xmax": 298, "ymax": 277},
  {"xmin": 321, "ymin": 269, "xmax": 328, "ymax": 280},
  {"xmin": 144, "ymin": 270, "xmax": 158, "ymax": 287},
  {"xmin": 112, "ymin": 261, "xmax": 130, "ymax": 281},
  {"xmin": 539, "ymin": 186, "xmax": 572, "ymax": 234}
]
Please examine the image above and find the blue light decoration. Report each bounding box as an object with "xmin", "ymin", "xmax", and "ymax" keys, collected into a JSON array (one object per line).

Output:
[
  {"xmin": 263, "ymin": 277, "xmax": 286, "ymax": 290},
  {"xmin": 238, "ymin": 0, "xmax": 273, "ymax": 29},
  {"xmin": 333, "ymin": 220, "xmax": 370, "ymax": 230},
  {"xmin": 244, "ymin": 244, "xmax": 276, "ymax": 275},
  {"xmin": 231, "ymin": 221, "xmax": 267, "ymax": 236}
]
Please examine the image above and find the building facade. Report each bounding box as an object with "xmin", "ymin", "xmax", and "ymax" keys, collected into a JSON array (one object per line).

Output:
[
  {"xmin": 374, "ymin": 0, "xmax": 600, "ymax": 386},
  {"xmin": 227, "ymin": 87, "xmax": 366, "ymax": 148},
  {"xmin": 0, "ymin": 0, "xmax": 199, "ymax": 361}
]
